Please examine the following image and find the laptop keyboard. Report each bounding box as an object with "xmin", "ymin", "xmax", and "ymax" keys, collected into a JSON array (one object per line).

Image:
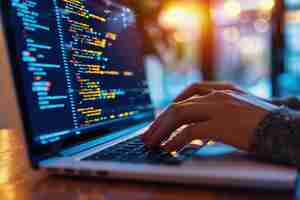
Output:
[{"xmin": 83, "ymin": 136, "xmax": 183, "ymax": 165}]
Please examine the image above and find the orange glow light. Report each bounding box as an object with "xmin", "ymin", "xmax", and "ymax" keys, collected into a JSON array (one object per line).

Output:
[
  {"xmin": 223, "ymin": 0, "xmax": 241, "ymax": 18},
  {"xmin": 223, "ymin": 27, "xmax": 240, "ymax": 43},
  {"xmin": 159, "ymin": 3, "xmax": 202, "ymax": 30},
  {"xmin": 258, "ymin": 0, "xmax": 275, "ymax": 12},
  {"xmin": 285, "ymin": 10, "xmax": 300, "ymax": 22}
]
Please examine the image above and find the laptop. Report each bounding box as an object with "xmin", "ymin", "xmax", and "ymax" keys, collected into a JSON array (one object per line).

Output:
[{"xmin": 0, "ymin": 0, "xmax": 297, "ymax": 189}]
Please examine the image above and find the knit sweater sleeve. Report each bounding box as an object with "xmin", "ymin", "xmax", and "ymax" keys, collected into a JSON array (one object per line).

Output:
[{"xmin": 251, "ymin": 106, "xmax": 300, "ymax": 167}]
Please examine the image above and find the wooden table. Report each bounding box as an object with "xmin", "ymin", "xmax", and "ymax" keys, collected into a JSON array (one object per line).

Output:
[{"xmin": 0, "ymin": 129, "xmax": 298, "ymax": 200}]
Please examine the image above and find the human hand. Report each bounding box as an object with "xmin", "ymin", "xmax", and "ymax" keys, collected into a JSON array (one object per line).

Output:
[
  {"xmin": 142, "ymin": 90, "xmax": 276, "ymax": 152},
  {"xmin": 173, "ymin": 81, "xmax": 246, "ymax": 102}
]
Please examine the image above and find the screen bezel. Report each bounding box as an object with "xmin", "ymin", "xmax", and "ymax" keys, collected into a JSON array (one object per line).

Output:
[{"xmin": 0, "ymin": 0, "xmax": 155, "ymax": 167}]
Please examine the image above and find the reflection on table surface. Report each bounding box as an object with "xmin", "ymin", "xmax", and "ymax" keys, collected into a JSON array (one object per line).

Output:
[{"xmin": 0, "ymin": 129, "xmax": 296, "ymax": 200}]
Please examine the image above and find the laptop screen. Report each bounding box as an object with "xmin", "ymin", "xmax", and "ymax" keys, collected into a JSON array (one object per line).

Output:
[{"xmin": 1, "ymin": 0, "xmax": 154, "ymax": 162}]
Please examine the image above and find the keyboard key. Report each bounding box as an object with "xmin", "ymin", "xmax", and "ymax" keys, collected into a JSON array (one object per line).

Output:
[{"xmin": 83, "ymin": 137, "xmax": 184, "ymax": 165}]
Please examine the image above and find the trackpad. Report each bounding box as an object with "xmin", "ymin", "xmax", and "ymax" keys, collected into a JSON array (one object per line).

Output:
[{"xmin": 195, "ymin": 143, "xmax": 240, "ymax": 157}]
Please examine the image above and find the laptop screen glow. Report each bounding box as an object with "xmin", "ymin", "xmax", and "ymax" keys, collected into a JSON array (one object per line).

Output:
[{"xmin": 1, "ymin": 0, "xmax": 154, "ymax": 161}]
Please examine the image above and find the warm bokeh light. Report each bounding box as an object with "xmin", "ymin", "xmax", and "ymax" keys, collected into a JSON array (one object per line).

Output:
[
  {"xmin": 286, "ymin": 10, "xmax": 300, "ymax": 22},
  {"xmin": 239, "ymin": 36, "xmax": 264, "ymax": 56},
  {"xmin": 173, "ymin": 32, "xmax": 185, "ymax": 43},
  {"xmin": 254, "ymin": 18, "xmax": 270, "ymax": 33},
  {"xmin": 223, "ymin": 0, "xmax": 241, "ymax": 18},
  {"xmin": 159, "ymin": 2, "xmax": 202, "ymax": 30},
  {"xmin": 258, "ymin": 0, "xmax": 275, "ymax": 12},
  {"xmin": 223, "ymin": 27, "xmax": 240, "ymax": 43}
]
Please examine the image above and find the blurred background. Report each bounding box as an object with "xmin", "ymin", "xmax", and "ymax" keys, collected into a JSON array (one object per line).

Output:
[
  {"xmin": 278, "ymin": 0, "xmax": 300, "ymax": 96},
  {"xmin": 1, "ymin": 0, "xmax": 300, "ymax": 129},
  {"xmin": 120, "ymin": 0, "xmax": 300, "ymax": 109}
]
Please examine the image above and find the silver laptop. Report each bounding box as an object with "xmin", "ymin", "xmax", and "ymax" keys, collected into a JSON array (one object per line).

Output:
[{"xmin": 0, "ymin": 0, "xmax": 297, "ymax": 189}]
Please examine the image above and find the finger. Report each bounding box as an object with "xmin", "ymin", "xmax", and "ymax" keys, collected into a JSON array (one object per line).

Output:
[
  {"xmin": 174, "ymin": 83, "xmax": 212, "ymax": 102},
  {"xmin": 141, "ymin": 107, "xmax": 169, "ymax": 142},
  {"xmin": 143, "ymin": 91, "xmax": 231, "ymax": 145},
  {"xmin": 142, "ymin": 104, "xmax": 181, "ymax": 144},
  {"xmin": 178, "ymin": 90, "xmax": 233, "ymax": 104},
  {"xmin": 143, "ymin": 91, "xmax": 227, "ymax": 144},
  {"xmin": 163, "ymin": 122, "xmax": 216, "ymax": 152},
  {"xmin": 143, "ymin": 102, "xmax": 217, "ymax": 147},
  {"xmin": 204, "ymin": 81, "xmax": 244, "ymax": 93},
  {"xmin": 174, "ymin": 82, "xmax": 245, "ymax": 102},
  {"xmin": 142, "ymin": 95, "xmax": 209, "ymax": 142}
]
